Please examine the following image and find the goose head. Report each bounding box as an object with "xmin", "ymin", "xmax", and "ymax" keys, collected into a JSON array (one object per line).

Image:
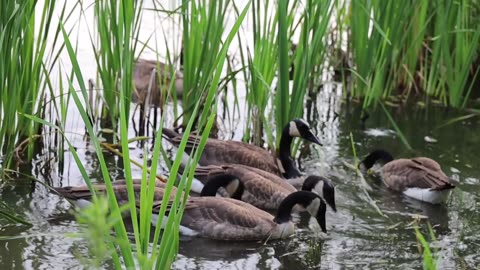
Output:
[
  {"xmin": 200, "ymin": 174, "xmax": 244, "ymax": 199},
  {"xmin": 274, "ymin": 191, "xmax": 327, "ymax": 233},
  {"xmin": 287, "ymin": 119, "xmax": 322, "ymax": 146},
  {"xmin": 302, "ymin": 175, "xmax": 336, "ymax": 212},
  {"xmin": 359, "ymin": 149, "xmax": 395, "ymax": 174}
]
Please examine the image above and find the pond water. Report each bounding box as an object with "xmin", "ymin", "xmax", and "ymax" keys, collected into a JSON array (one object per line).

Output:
[
  {"xmin": 2, "ymin": 0, "xmax": 480, "ymax": 269},
  {"xmin": 1, "ymin": 85, "xmax": 480, "ymax": 269}
]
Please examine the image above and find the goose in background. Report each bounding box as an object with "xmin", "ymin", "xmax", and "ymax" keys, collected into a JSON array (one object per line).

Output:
[
  {"xmin": 133, "ymin": 58, "xmax": 183, "ymax": 107},
  {"xmin": 162, "ymin": 118, "xmax": 322, "ymax": 179},
  {"xmin": 359, "ymin": 149, "xmax": 455, "ymax": 204}
]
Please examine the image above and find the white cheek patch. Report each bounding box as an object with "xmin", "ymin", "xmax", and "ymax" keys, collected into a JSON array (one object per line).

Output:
[
  {"xmin": 306, "ymin": 198, "xmax": 321, "ymax": 216},
  {"xmin": 225, "ymin": 179, "xmax": 240, "ymax": 197},
  {"xmin": 289, "ymin": 122, "xmax": 301, "ymax": 137},
  {"xmin": 314, "ymin": 181, "xmax": 324, "ymax": 198}
]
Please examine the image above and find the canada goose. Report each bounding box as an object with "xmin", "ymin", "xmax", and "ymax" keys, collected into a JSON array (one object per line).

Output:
[
  {"xmin": 192, "ymin": 175, "xmax": 327, "ymax": 240},
  {"xmin": 163, "ymin": 118, "xmax": 322, "ymax": 179},
  {"xmin": 133, "ymin": 58, "xmax": 183, "ymax": 107},
  {"xmin": 301, "ymin": 175, "xmax": 336, "ymax": 212},
  {"xmin": 359, "ymin": 149, "xmax": 455, "ymax": 204},
  {"xmin": 195, "ymin": 166, "xmax": 297, "ymax": 210},
  {"xmin": 54, "ymin": 179, "xmax": 327, "ymax": 240},
  {"xmin": 53, "ymin": 180, "xmax": 172, "ymax": 209},
  {"xmin": 192, "ymin": 164, "xmax": 337, "ymax": 212}
]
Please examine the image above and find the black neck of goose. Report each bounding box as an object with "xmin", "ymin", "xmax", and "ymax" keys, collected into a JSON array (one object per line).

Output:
[
  {"xmin": 279, "ymin": 127, "xmax": 301, "ymax": 178},
  {"xmin": 362, "ymin": 149, "xmax": 395, "ymax": 169},
  {"xmin": 274, "ymin": 191, "xmax": 318, "ymax": 224}
]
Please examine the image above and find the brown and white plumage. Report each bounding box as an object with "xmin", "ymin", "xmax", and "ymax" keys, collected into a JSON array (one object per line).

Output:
[
  {"xmin": 169, "ymin": 196, "xmax": 294, "ymax": 240},
  {"xmin": 360, "ymin": 150, "xmax": 455, "ymax": 204},
  {"xmin": 193, "ymin": 164, "xmax": 297, "ymax": 210},
  {"xmin": 54, "ymin": 179, "xmax": 328, "ymax": 241},
  {"xmin": 133, "ymin": 58, "xmax": 183, "ymax": 107},
  {"xmin": 162, "ymin": 119, "xmax": 322, "ymax": 179}
]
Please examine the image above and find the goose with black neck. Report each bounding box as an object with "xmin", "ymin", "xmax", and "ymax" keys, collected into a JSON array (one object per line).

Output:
[{"xmin": 162, "ymin": 118, "xmax": 322, "ymax": 179}]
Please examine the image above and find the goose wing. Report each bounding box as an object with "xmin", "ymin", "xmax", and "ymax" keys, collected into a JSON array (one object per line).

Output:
[
  {"xmin": 230, "ymin": 165, "xmax": 297, "ymax": 193},
  {"xmin": 195, "ymin": 164, "xmax": 296, "ymax": 209},
  {"xmin": 181, "ymin": 197, "xmax": 276, "ymax": 240},
  {"xmin": 163, "ymin": 129, "xmax": 281, "ymax": 175},
  {"xmin": 382, "ymin": 158, "xmax": 454, "ymax": 191}
]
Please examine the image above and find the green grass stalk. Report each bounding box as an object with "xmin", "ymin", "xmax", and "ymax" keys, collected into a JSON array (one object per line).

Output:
[{"xmin": 0, "ymin": 0, "xmax": 65, "ymax": 170}]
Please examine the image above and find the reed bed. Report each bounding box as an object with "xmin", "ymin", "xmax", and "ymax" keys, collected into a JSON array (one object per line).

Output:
[
  {"xmin": 347, "ymin": 0, "xmax": 480, "ymax": 108},
  {"xmin": 0, "ymin": 0, "xmax": 67, "ymax": 170},
  {"xmin": 57, "ymin": 0, "xmax": 249, "ymax": 268},
  {"xmin": 1, "ymin": 0, "xmax": 479, "ymax": 268}
]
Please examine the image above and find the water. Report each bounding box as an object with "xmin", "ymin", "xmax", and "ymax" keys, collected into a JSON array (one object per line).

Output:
[
  {"xmin": 2, "ymin": 0, "xmax": 480, "ymax": 269},
  {"xmin": 1, "ymin": 86, "xmax": 480, "ymax": 269}
]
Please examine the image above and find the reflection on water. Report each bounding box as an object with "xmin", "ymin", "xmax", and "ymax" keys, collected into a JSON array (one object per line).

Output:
[
  {"xmin": 2, "ymin": 2, "xmax": 480, "ymax": 269},
  {"xmin": 4, "ymin": 87, "xmax": 480, "ymax": 269}
]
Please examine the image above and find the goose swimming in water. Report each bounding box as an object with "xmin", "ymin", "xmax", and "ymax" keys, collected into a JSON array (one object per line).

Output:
[
  {"xmin": 359, "ymin": 149, "xmax": 455, "ymax": 204},
  {"xmin": 162, "ymin": 118, "xmax": 322, "ymax": 179},
  {"xmin": 53, "ymin": 177, "xmax": 328, "ymax": 240}
]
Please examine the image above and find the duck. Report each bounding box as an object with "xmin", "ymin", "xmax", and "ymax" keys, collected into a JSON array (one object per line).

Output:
[
  {"xmin": 162, "ymin": 118, "xmax": 322, "ymax": 179},
  {"xmin": 53, "ymin": 177, "xmax": 327, "ymax": 241},
  {"xmin": 192, "ymin": 164, "xmax": 336, "ymax": 212},
  {"xmin": 359, "ymin": 149, "xmax": 455, "ymax": 204},
  {"xmin": 133, "ymin": 58, "xmax": 183, "ymax": 107}
]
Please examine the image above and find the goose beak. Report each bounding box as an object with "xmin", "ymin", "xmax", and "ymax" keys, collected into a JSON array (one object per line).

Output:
[{"xmin": 304, "ymin": 131, "xmax": 322, "ymax": 146}]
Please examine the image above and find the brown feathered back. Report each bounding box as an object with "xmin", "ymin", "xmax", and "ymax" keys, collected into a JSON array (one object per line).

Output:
[{"xmin": 382, "ymin": 158, "xmax": 454, "ymax": 191}]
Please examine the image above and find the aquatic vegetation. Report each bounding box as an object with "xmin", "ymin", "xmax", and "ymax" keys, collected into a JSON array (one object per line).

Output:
[
  {"xmin": 347, "ymin": 0, "xmax": 480, "ymax": 108},
  {"xmin": 415, "ymin": 224, "xmax": 438, "ymax": 270},
  {"xmin": 0, "ymin": 0, "xmax": 68, "ymax": 170},
  {"xmin": 92, "ymin": 0, "xmax": 142, "ymax": 129},
  {"xmin": 57, "ymin": 0, "xmax": 250, "ymax": 268},
  {"xmin": 180, "ymin": 0, "xmax": 232, "ymax": 128},
  {"xmin": 1, "ymin": 0, "xmax": 479, "ymax": 268}
]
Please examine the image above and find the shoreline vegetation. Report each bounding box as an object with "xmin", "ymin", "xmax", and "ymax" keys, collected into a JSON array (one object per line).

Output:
[{"xmin": 1, "ymin": 0, "xmax": 479, "ymax": 268}]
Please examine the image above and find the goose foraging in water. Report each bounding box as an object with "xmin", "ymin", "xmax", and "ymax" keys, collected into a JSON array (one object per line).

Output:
[
  {"xmin": 359, "ymin": 149, "xmax": 455, "ymax": 204},
  {"xmin": 54, "ymin": 178, "xmax": 328, "ymax": 240},
  {"xmin": 193, "ymin": 164, "xmax": 337, "ymax": 212},
  {"xmin": 162, "ymin": 118, "xmax": 322, "ymax": 179}
]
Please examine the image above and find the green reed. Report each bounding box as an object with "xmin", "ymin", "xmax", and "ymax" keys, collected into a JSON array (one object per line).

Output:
[
  {"xmin": 0, "ymin": 0, "xmax": 66, "ymax": 170},
  {"xmin": 93, "ymin": 0, "xmax": 142, "ymax": 129},
  {"xmin": 181, "ymin": 0, "xmax": 230, "ymax": 128},
  {"xmin": 348, "ymin": 0, "xmax": 480, "ymax": 108},
  {"xmin": 414, "ymin": 224, "xmax": 438, "ymax": 270},
  {"xmin": 287, "ymin": 0, "xmax": 333, "ymax": 127},
  {"xmin": 423, "ymin": 0, "xmax": 480, "ymax": 107},
  {"xmin": 244, "ymin": 0, "xmax": 333, "ymax": 148},
  {"xmin": 56, "ymin": 0, "xmax": 250, "ymax": 268},
  {"xmin": 245, "ymin": 0, "xmax": 281, "ymax": 147}
]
